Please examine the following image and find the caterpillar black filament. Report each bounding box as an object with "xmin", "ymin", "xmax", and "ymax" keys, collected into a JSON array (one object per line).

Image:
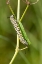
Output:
[{"xmin": 10, "ymin": 15, "xmax": 28, "ymax": 45}]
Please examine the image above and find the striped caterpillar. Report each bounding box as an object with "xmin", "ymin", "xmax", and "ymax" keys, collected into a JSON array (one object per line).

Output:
[{"xmin": 10, "ymin": 15, "xmax": 30, "ymax": 45}]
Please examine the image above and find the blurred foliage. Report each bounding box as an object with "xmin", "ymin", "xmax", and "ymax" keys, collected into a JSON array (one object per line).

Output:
[{"xmin": 0, "ymin": 0, "xmax": 42, "ymax": 64}]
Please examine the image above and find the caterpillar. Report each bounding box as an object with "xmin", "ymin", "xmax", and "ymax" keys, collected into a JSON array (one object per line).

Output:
[{"xmin": 10, "ymin": 15, "xmax": 31, "ymax": 45}]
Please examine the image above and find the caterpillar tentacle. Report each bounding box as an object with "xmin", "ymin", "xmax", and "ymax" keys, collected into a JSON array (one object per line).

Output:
[{"xmin": 10, "ymin": 15, "xmax": 28, "ymax": 45}]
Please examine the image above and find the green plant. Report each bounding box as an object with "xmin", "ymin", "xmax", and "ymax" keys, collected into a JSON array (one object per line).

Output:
[{"xmin": 6, "ymin": 0, "xmax": 39, "ymax": 64}]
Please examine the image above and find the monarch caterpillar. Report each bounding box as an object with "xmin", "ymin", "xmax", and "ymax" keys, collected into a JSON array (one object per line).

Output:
[{"xmin": 10, "ymin": 15, "xmax": 31, "ymax": 45}]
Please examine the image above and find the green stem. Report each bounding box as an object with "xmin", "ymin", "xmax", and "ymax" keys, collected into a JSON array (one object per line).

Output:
[
  {"xmin": 19, "ymin": 5, "xmax": 29, "ymax": 22},
  {"xmin": 17, "ymin": 0, "xmax": 20, "ymax": 48},
  {"xmin": 9, "ymin": 0, "xmax": 20, "ymax": 64},
  {"xmin": 8, "ymin": 4, "xmax": 16, "ymax": 19}
]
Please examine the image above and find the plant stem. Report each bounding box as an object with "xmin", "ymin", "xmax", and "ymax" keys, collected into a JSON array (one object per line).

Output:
[
  {"xmin": 17, "ymin": 0, "xmax": 20, "ymax": 48},
  {"xmin": 9, "ymin": 0, "xmax": 20, "ymax": 64},
  {"xmin": 19, "ymin": 5, "xmax": 29, "ymax": 22}
]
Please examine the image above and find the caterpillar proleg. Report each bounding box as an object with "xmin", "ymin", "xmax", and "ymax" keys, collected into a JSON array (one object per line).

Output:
[{"xmin": 10, "ymin": 15, "xmax": 31, "ymax": 45}]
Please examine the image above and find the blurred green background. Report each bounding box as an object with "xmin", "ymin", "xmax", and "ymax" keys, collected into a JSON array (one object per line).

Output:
[{"xmin": 0, "ymin": 0, "xmax": 42, "ymax": 64}]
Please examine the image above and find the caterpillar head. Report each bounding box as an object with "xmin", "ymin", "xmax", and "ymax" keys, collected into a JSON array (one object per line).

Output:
[
  {"xmin": 10, "ymin": 15, "xmax": 14, "ymax": 20},
  {"xmin": 10, "ymin": 15, "xmax": 16, "ymax": 24}
]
